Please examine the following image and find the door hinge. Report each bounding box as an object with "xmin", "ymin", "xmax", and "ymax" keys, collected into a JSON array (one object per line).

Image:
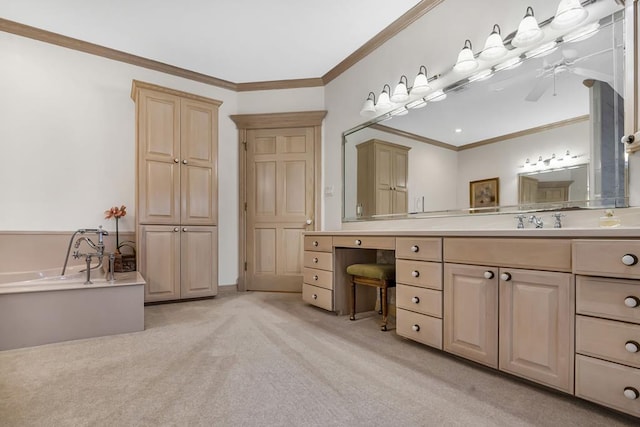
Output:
[
  {"xmin": 244, "ymin": 202, "xmax": 247, "ymax": 211},
  {"xmin": 242, "ymin": 140, "xmax": 247, "ymax": 151},
  {"xmin": 244, "ymin": 262, "xmax": 247, "ymax": 271}
]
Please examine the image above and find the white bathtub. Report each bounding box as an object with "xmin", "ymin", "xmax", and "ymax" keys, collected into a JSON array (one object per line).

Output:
[{"xmin": 0, "ymin": 269, "xmax": 146, "ymax": 351}]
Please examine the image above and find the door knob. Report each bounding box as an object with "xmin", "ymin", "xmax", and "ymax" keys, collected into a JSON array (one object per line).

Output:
[
  {"xmin": 182, "ymin": 159, "xmax": 188, "ymax": 164},
  {"xmin": 484, "ymin": 271, "xmax": 495, "ymax": 279},
  {"xmin": 624, "ymin": 296, "xmax": 640, "ymax": 308},
  {"xmin": 174, "ymin": 158, "xmax": 179, "ymax": 163},
  {"xmin": 173, "ymin": 227, "xmax": 179, "ymax": 232},
  {"xmin": 622, "ymin": 254, "xmax": 638, "ymax": 266},
  {"xmin": 182, "ymin": 227, "xmax": 188, "ymax": 232},
  {"xmin": 306, "ymin": 219, "xmax": 313, "ymax": 225},
  {"xmin": 500, "ymin": 272, "xmax": 512, "ymax": 281}
]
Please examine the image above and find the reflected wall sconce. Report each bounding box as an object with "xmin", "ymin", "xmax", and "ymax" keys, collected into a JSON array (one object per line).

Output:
[
  {"xmin": 391, "ymin": 75, "xmax": 410, "ymax": 103},
  {"xmin": 552, "ymin": 0, "xmax": 588, "ymax": 30},
  {"xmin": 453, "ymin": 39, "xmax": 479, "ymax": 73},
  {"xmin": 360, "ymin": 92, "xmax": 376, "ymax": 117},
  {"xmin": 425, "ymin": 89, "xmax": 447, "ymax": 102},
  {"xmin": 512, "ymin": 7, "xmax": 544, "ymax": 48},
  {"xmin": 480, "ymin": 25, "xmax": 507, "ymax": 60},
  {"xmin": 376, "ymin": 84, "xmax": 393, "ymax": 110},
  {"xmin": 411, "ymin": 66, "xmax": 431, "ymax": 95},
  {"xmin": 521, "ymin": 150, "xmax": 584, "ymax": 169}
]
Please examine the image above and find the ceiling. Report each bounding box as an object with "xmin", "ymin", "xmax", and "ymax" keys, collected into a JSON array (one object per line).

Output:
[{"xmin": 0, "ymin": 0, "xmax": 423, "ymax": 83}]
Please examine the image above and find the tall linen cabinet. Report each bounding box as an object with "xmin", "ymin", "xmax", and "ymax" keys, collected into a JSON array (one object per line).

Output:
[{"xmin": 132, "ymin": 81, "xmax": 221, "ymax": 302}]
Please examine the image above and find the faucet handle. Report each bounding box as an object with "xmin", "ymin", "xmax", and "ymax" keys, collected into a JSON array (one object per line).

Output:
[
  {"xmin": 97, "ymin": 225, "xmax": 109, "ymax": 236},
  {"xmin": 551, "ymin": 213, "xmax": 566, "ymax": 228},
  {"xmin": 514, "ymin": 214, "xmax": 526, "ymax": 229}
]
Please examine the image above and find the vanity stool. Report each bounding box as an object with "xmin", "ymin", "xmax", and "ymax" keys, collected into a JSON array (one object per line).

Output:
[{"xmin": 346, "ymin": 263, "xmax": 396, "ymax": 331}]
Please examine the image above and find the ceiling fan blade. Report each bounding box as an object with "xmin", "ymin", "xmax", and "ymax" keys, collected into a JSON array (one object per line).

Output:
[
  {"xmin": 572, "ymin": 67, "xmax": 613, "ymax": 84},
  {"xmin": 525, "ymin": 78, "xmax": 553, "ymax": 102}
]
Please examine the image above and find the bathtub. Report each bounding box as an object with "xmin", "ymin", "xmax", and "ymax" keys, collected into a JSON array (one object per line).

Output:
[{"xmin": 0, "ymin": 268, "xmax": 145, "ymax": 351}]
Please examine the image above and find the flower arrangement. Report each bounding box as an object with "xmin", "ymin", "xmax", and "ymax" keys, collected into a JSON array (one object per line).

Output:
[{"xmin": 104, "ymin": 205, "xmax": 127, "ymax": 252}]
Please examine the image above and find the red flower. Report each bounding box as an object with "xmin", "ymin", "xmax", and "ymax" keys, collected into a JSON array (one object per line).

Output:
[{"xmin": 104, "ymin": 205, "xmax": 127, "ymax": 219}]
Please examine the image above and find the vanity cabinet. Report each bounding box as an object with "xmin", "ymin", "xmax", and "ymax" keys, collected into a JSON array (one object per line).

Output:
[
  {"xmin": 132, "ymin": 81, "xmax": 221, "ymax": 302},
  {"xmin": 356, "ymin": 139, "xmax": 410, "ymax": 217},
  {"xmin": 302, "ymin": 236, "xmax": 334, "ymax": 311},
  {"xmin": 395, "ymin": 237, "xmax": 443, "ymax": 349},
  {"xmin": 443, "ymin": 238, "xmax": 574, "ymax": 393},
  {"xmin": 574, "ymin": 240, "xmax": 640, "ymax": 417}
]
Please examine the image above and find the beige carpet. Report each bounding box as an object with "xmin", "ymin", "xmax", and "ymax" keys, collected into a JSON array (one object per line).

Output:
[{"xmin": 0, "ymin": 289, "xmax": 636, "ymax": 426}]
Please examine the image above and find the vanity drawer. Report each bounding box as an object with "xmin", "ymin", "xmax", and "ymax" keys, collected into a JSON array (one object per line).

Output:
[
  {"xmin": 576, "ymin": 315, "xmax": 640, "ymax": 369},
  {"xmin": 303, "ymin": 268, "xmax": 333, "ymax": 290},
  {"xmin": 332, "ymin": 236, "xmax": 395, "ymax": 250},
  {"xmin": 396, "ymin": 285, "xmax": 442, "ymax": 318},
  {"xmin": 396, "ymin": 237, "xmax": 442, "ymax": 261},
  {"xmin": 573, "ymin": 240, "xmax": 640, "ymax": 279},
  {"xmin": 575, "ymin": 354, "xmax": 640, "ymax": 418},
  {"xmin": 303, "ymin": 251, "xmax": 333, "ymax": 271},
  {"xmin": 302, "ymin": 284, "xmax": 333, "ymax": 311},
  {"xmin": 304, "ymin": 235, "xmax": 332, "ymax": 252},
  {"xmin": 444, "ymin": 238, "xmax": 571, "ymax": 272},
  {"xmin": 396, "ymin": 259, "xmax": 442, "ymax": 290},
  {"xmin": 576, "ymin": 276, "xmax": 640, "ymax": 324},
  {"xmin": 396, "ymin": 309, "xmax": 442, "ymax": 349}
]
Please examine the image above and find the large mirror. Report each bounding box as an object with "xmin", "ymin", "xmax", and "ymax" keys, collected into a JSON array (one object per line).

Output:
[{"xmin": 343, "ymin": 0, "xmax": 630, "ymax": 221}]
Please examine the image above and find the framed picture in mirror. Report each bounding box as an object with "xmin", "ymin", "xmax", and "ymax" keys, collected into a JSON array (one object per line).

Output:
[{"xmin": 470, "ymin": 177, "xmax": 499, "ymax": 212}]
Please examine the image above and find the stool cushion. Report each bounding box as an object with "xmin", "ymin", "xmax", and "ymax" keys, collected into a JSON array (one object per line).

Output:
[{"xmin": 346, "ymin": 263, "xmax": 395, "ymax": 280}]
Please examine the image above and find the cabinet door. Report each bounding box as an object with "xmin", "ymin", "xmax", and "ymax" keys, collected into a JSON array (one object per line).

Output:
[
  {"xmin": 391, "ymin": 147, "xmax": 408, "ymax": 214},
  {"xmin": 139, "ymin": 225, "xmax": 180, "ymax": 302},
  {"xmin": 374, "ymin": 144, "xmax": 394, "ymax": 214},
  {"xmin": 180, "ymin": 226, "xmax": 218, "ymax": 298},
  {"xmin": 180, "ymin": 99, "xmax": 218, "ymax": 225},
  {"xmin": 499, "ymin": 268, "xmax": 574, "ymax": 393},
  {"xmin": 444, "ymin": 263, "xmax": 499, "ymax": 368},
  {"xmin": 137, "ymin": 89, "xmax": 181, "ymax": 224}
]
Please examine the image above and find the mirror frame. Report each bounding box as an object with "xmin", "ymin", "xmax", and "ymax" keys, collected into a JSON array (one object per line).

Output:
[{"xmin": 342, "ymin": 0, "xmax": 637, "ymax": 223}]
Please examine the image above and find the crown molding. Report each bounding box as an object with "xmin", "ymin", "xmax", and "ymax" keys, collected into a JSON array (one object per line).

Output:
[
  {"xmin": 130, "ymin": 80, "xmax": 223, "ymax": 105},
  {"xmin": 230, "ymin": 111, "xmax": 327, "ymax": 129},
  {"xmin": 371, "ymin": 124, "xmax": 457, "ymax": 151}
]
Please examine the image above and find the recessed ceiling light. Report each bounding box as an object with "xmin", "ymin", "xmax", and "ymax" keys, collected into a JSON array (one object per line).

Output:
[{"xmin": 455, "ymin": 128, "xmax": 462, "ymax": 133}]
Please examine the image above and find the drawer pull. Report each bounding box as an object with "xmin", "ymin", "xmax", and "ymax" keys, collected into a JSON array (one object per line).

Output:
[
  {"xmin": 500, "ymin": 272, "xmax": 512, "ymax": 282},
  {"xmin": 313, "ymin": 275, "xmax": 318, "ymax": 281},
  {"xmin": 484, "ymin": 271, "xmax": 495, "ymax": 279},
  {"xmin": 624, "ymin": 387, "xmax": 639, "ymax": 400},
  {"xmin": 412, "ymin": 324, "xmax": 420, "ymax": 332},
  {"xmin": 411, "ymin": 296, "xmax": 420, "ymax": 304},
  {"xmin": 411, "ymin": 245, "xmax": 420, "ymax": 253},
  {"xmin": 173, "ymin": 227, "xmax": 179, "ymax": 232},
  {"xmin": 355, "ymin": 239, "xmax": 362, "ymax": 246},
  {"xmin": 625, "ymin": 341, "xmax": 640, "ymax": 353},
  {"xmin": 313, "ymin": 257, "xmax": 319, "ymax": 264},
  {"xmin": 411, "ymin": 270, "xmax": 420, "ymax": 278},
  {"xmin": 622, "ymin": 254, "xmax": 639, "ymax": 266},
  {"xmin": 624, "ymin": 296, "xmax": 640, "ymax": 308},
  {"xmin": 313, "ymin": 240, "xmax": 319, "ymax": 247},
  {"xmin": 312, "ymin": 294, "xmax": 318, "ymax": 300}
]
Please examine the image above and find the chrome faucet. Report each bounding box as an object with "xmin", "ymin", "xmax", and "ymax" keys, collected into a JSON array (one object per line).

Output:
[
  {"xmin": 62, "ymin": 226, "xmax": 110, "ymax": 284},
  {"xmin": 529, "ymin": 215, "xmax": 544, "ymax": 229},
  {"xmin": 514, "ymin": 214, "xmax": 526, "ymax": 229},
  {"xmin": 551, "ymin": 213, "xmax": 566, "ymax": 229}
]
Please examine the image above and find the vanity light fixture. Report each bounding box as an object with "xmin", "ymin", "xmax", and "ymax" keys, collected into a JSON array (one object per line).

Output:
[
  {"xmin": 406, "ymin": 98, "xmax": 428, "ymax": 109},
  {"xmin": 511, "ymin": 7, "xmax": 544, "ymax": 48},
  {"xmin": 391, "ymin": 75, "xmax": 410, "ymax": 103},
  {"xmin": 564, "ymin": 22, "xmax": 600, "ymax": 43},
  {"xmin": 480, "ymin": 25, "xmax": 508, "ymax": 60},
  {"xmin": 391, "ymin": 106, "xmax": 409, "ymax": 116},
  {"xmin": 424, "ymin": 89, "xmax": 447, "ymax": 102},
  {"xmin": 551, "ymin": 0, "xmax": 588, "ymax": 30},
  {"xmin": 468, "ymin": 69, "xmax": 494, "ymax": 82},
  {"xmin": 453, "ymin": 40, "xmax": 479, "ymax": 73},
  {"xmin": 411, "ymin": 66, "xmax": 431, "ymax": 95},
  {"xmin": 525, "ymin": 41, "xmax": 559, "ymax": 58},
  {"xmin": 375, "ymin": 84, "xmax": 393, "ymax": 110},
  {"xmin": 359, "ymin": 92, "xmax": 376, "ymax": 117},
  {"xmin": 494, "ymin": 56, "xmax": 523, "ymax": 72}
]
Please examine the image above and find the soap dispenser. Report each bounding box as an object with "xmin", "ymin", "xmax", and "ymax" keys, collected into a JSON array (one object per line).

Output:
[{"xmin": 599, "ymin": 209, "xmax": 621, "ymax": 228}]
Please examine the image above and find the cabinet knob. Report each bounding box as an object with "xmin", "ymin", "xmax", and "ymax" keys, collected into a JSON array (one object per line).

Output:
[
  {"xmin": 624, "ymin": 296, "xmax": 640, "ymax": 308},
  {"xmin": 182, "ymin": 159, "xmax": 188, "ymax": 165},
  {"xmin": 313, "ymin": 240, "xmax": 319, "ymax": 247},
  {"xmin": 182, "ymin": 227, "xmax": 188, "ymax": 232},
  {"xmin": 411, "ymin": 245, "xmax": 419, "ymax": 253},
  {"xmin": 312, "ymin": 294, "xmax": 317, "ymax": 300},
  {"xmin": 411, "ymin": 296, "xmax": 420, "ymax": 304},
  {"xmin": 412, "ymin": 324, "xmax": 420, "ymax": 332},
  {"xmin": 355, "ymin": 239, "xmax": 362, "ymax": 246},
  {"xmin": 174, "ymin": 158, "xmax": 179, "ymax": 163},
  {"xmin": 625, "ymin": 341, "xmax": 640, "ymax": 353},
  {"xmin": 313, "ymin": 257, "xmax": 318, "ymax": 264},
  {"xmin": 622, "ymin": 254, "xmax": 639, "ymax": 266},
  {"xmin": 173, "ymin": 227, "xmax": 179, "ymax": 232},
  {"xmin": 500, "ymin": 272, "xmax": 512, "ymax": 281},
  {"xmin": 624, "ymin": 387, "xmax": 639, "ymax": 400},
  {"xmin": 313, "ymin": 275, "xmax": 318, "ymax": 281},
  {"xmin": 484, "ymin": 271, "xmax": 495, "ymax": 279},
  {"xmin": 411, "ymin": 270, "xmax": 420, "ymax": 278}
]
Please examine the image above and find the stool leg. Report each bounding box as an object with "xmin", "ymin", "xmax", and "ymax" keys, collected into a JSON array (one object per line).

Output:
[
  {"xmin": 381, "ymin": 285, "xmax": 388, "ymax": 331},
  {"xmin": 378, "ymin": 288, "xmax": 383, "ymax": 315},
  {"xmin": 349, "ymin": 280, "xmax": 356, "ymax": 321}
]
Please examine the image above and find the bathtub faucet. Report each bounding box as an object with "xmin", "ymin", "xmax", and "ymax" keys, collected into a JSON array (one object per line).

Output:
[{"xmin": 61, "ymin": 226, "xmax": 109, "ymax": 281}]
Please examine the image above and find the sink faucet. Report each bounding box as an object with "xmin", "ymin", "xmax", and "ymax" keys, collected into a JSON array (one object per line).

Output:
[
  {"xmin": 529, "ymin": 215, "xmax": 544, "ymax": 229},
  {"xmin": 551, "ymin": 213, "xmax": 566, "ymax": 229}
]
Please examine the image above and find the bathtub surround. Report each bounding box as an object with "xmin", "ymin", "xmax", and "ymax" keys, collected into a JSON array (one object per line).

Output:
[{"xmin": 0, "ymin": 291, "xmax": 634, "ymax": 426}]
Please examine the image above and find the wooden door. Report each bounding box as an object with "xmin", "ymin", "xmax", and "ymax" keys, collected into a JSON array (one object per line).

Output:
[
  {"xmin": 180, "ymin": 99, "xmax": 218, "ymax": 226},
  {"xmin": 444, "ymin": 263, "xmax": 499, "ymax": 368},
  {"xmin": 137, "ymin": 89, "xmax": 181, "ymax": 224},
  {"xmin": 518, "ymin": 176, "xmax": 538, "ymax": 204},
  {"xmin": 245, "ymin": 127, "xmax": 315, "ymax": 292},
  {"xmin": 375, "ymin": 143, "xmax": 393, "ymax": 215},
  {"xmin": 392, "ymin": 147, "xmax": 408, "ymax": 214},
  {"xmin": 499, "ymin": 268, "xmax": 574, "ymax": 393},
  {"xmin": 139, "ymin": 225, "xmax": 181, "ymax": 302},
  {"xmin": 180, "ymin": 226, "xmax": 218, "ymax": 298}
]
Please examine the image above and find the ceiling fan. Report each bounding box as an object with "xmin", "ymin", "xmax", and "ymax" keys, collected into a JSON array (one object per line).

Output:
[{"xmin": 523, "ymin": 48, "xmax": 613, "ymax": 102}]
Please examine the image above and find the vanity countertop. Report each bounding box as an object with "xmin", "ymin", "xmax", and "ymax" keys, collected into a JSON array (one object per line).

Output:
[{"xmin": 305, "ymin": 227, "xmax": 640, "ymax": 238}]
